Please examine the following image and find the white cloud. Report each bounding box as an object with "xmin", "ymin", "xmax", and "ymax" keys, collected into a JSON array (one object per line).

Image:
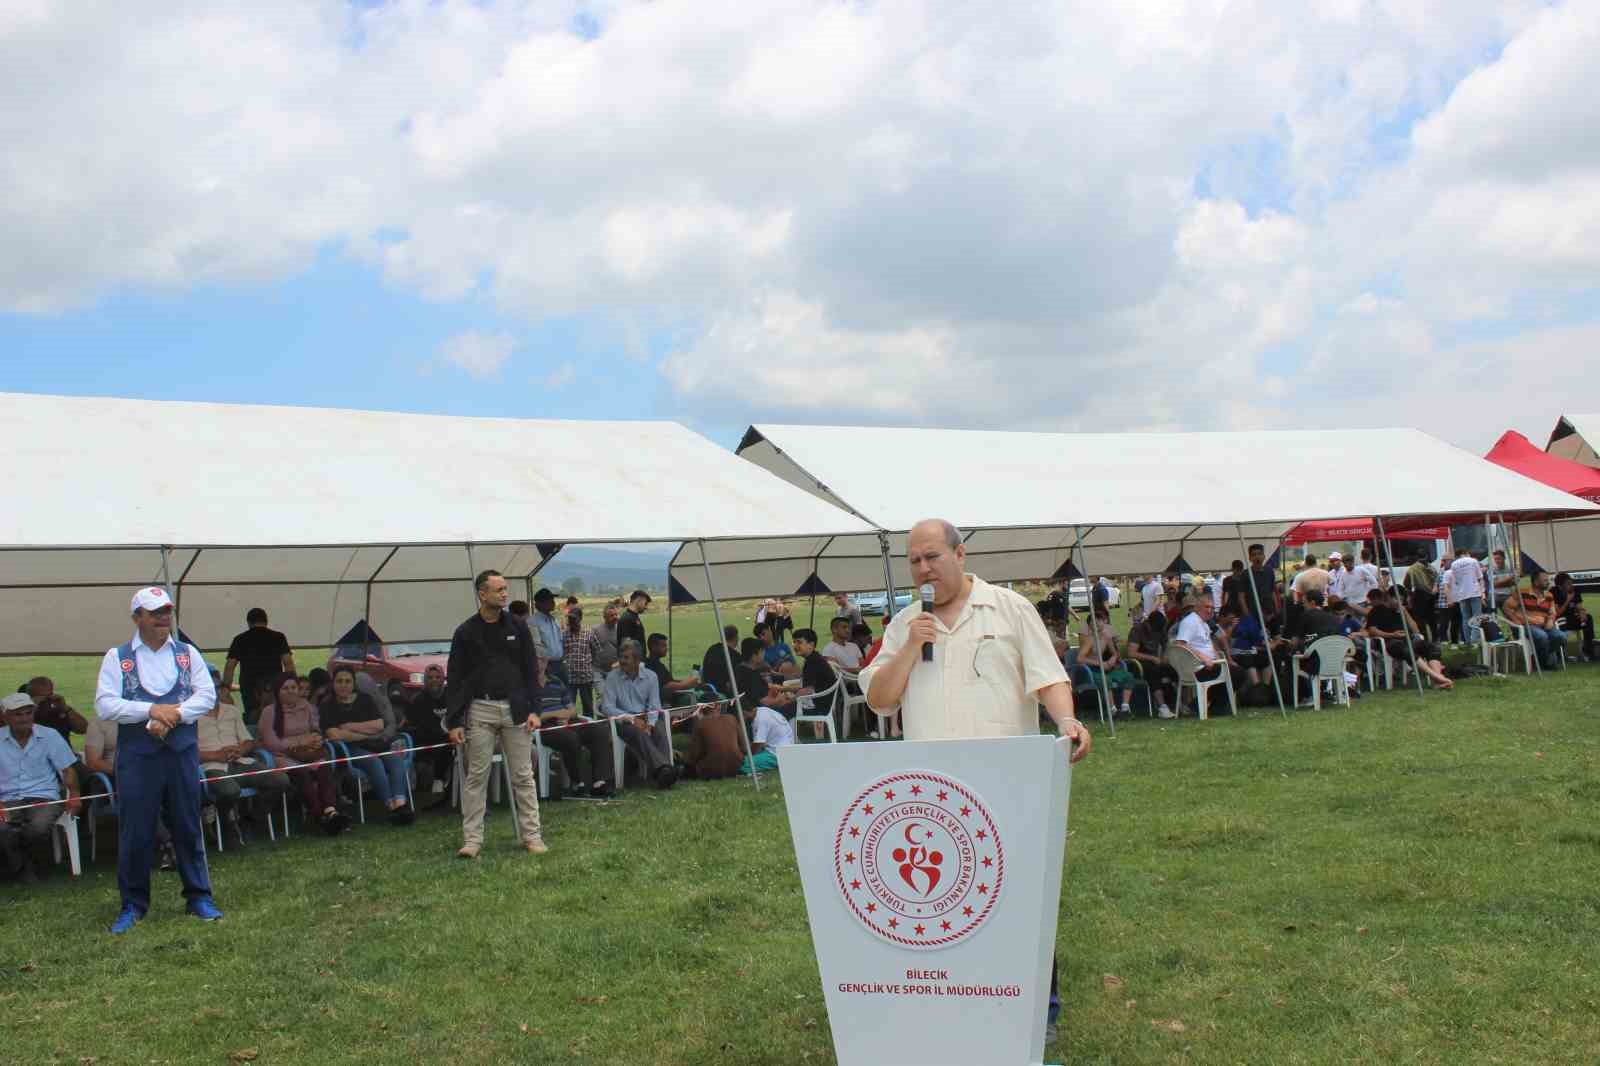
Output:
[
  {"xmin": 438, "ymin": 330, "xmax": 515, "ymax": 379},
  {"xmin": 3, "ymin": 0, "xmax": 1599, "ymax": 452}
]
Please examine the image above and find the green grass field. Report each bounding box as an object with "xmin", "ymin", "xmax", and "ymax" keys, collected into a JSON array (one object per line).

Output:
[{"xmin": 3, "ymin": 600, "xmax": 1598, "ymax": 1065}]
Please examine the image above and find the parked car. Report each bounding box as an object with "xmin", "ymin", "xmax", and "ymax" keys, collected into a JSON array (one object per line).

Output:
[
  {"xmin": 327, "ymin": 637, "xmax": 450, "ymax": 705},
  {"xmin": 855, "ymin": 591, "xmax": 915, "ymax": 616},
  {"xmin": 1066, "ymin": 578, "xmax": 1120, "ymax": 609}
]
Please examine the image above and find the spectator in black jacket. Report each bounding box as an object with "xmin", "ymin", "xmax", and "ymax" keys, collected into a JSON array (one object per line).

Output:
[{"xmin": 445, "ymin": 570, "xmax": 545, "ymax": 859}]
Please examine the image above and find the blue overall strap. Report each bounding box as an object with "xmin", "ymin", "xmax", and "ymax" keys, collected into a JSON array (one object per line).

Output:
[{"xmin": 116, "ymin": 638, "xmax": 196, "ymax": 704}]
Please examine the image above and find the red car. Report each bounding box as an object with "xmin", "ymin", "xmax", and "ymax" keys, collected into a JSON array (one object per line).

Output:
[{"xmin": 327, "ymin": 622, "xmax": 448, "ymax": 704}]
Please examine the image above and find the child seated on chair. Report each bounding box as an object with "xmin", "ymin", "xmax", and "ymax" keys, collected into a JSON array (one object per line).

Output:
[{"xmin": 793, "ymin": 628, "xmax": 837, "ymax": 739}]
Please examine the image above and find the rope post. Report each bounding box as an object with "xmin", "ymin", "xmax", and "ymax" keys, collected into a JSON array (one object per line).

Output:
[
  {"xmin": 1070, "ymin": 525, "xmax": 1116, "ymax": 738},
  {"xmin": 1376, "ymin": 517, "xmax": 1426, "ymax": 698},
  {"xmin": 699, "ymin": 539, "xmax": 761, "ymax": 791},
  {"xmin": 1235, "ymin": 525, "xmax": 1286, "ymax": 718}
]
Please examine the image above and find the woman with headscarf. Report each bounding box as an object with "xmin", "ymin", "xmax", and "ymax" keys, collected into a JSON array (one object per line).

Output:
[{"xmin": 257, "ymin": 672, "xmax": 348, "ymax": 834}]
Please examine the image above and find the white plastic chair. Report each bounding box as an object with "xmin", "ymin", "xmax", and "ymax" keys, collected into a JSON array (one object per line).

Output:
[
  {"xmin": 1292, "ymin": 636, "xmax": 1354, "ymax": 709},
  {"xmin": 603, "ymin": 710, "xmax": 675, "ymax": 787},
  {"xmin": 1479, "ymin": 623, "xmax": 1532, "ymax": 676},
  {"xmin": 837, "ymin": 666, "xmax": 870, "ymax": 738},
  {"xmin": 1358, "ymin": 637, "xmax": 1392, "ymax": 691},
  {"xmin": 451, "ymin": 748, "xmax": 516, "ymax": 821},
  {"xmin": 793, "ymin": 669, "xmax": 844, "ymax": 743},
  {"xmin": 51, "ymin": 807, "xmax": 81, "ymax": 877},
  {"xmin": 1165, "ymin": 644, "xmax": 1234, "ymax": 721}
]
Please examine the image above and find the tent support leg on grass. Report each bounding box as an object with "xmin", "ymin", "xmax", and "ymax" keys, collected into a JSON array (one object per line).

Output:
[
  {"xmin": 1376, "ymin": 516, "xmax": 1426, "ymax": 698},
  {"xmin": 364, "ymin": 546, "xmax": 399, "ymax": 660},
  {"xmin": 699, "ymin": 539, "xmax": 761, "ymax": 791},
  {"xmin": 1234, "ymin": 524, "xmax": 1287, "ymax": 718},
  {"xmin": 1070, "ymin": 525, "xmax": 1116, "ymax": 738}
]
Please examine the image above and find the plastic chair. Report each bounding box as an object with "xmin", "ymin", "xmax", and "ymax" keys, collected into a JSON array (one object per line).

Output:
[
  {"xmin": 836, "ymin": 666, "xmax": 871, "ymax": 738},
  {"xmin": 793, "ymin": 670, "xmax": 844, "ymax": 743},
  {"xmin": 201, "ymin": 767, "xmax": 265, "ymax": 853},
  {"xmin": 1291, "ymin": 636, "xmax": 1354, "ymax": 709},
  {"xmin": 51, "ymin": 805, "xmax": 82, "ymax": 877},
  {"xmin": 1358, "ymin": 637, "xmax": 1392, "ymax": 691},
  {"xmin": 1479, "ymin": 623, "xmax": 1532, "ymax": 676},
  {"xmin": 451, "ymin": 746, "xmax": 515, "ymax": 815},
  {"xmin": 253, "ymin": 748, "xmax": 292, "ymax": 840},
  {"xmin": 85, "ymin": 771, "xmax": 117, "ymax": 862},
  {"xmin": 1166, "ymin": 644, "xmax": 1234, "ymax": 721}
]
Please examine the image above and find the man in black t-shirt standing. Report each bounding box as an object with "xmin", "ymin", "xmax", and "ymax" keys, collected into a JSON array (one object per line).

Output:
[
  {"xmin": 222, "ymin": 608, "xmax": 295, "ymax": 724},
  {"xmin": 445, "ymin": 570, "xmax": 545, "ymax": 859}
]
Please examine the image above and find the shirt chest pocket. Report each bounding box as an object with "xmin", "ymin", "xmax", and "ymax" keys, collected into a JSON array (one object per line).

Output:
[{"xmin": 968, "ymin": 637, "xmax": 1023, "ymax": 722}]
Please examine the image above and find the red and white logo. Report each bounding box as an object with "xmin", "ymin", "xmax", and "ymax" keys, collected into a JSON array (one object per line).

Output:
[
  {"xmin": 834, "ymin": 770, "xmax": 1004, "ymax": 951},
  {"xmin": 119, "ymin": 659, "xmax": 134, "ymax": 673},
  {"xmin": 175, "ymin": 654, "xmax": 190, "ymax": 670}
]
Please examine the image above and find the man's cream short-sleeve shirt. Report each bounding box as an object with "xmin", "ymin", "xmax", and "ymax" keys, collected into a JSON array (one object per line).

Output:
[{"xmin": 858, "ymin": 576, "xmax": 1068, "ymax": 741}]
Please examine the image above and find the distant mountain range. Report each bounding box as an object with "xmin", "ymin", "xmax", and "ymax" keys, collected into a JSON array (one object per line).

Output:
[{"xmin": 534, "ymin": 544, "xmax": 674, "ymax": 593}]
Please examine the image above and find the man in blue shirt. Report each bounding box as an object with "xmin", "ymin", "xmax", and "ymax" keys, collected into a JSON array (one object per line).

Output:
[
  {"xmin": 530, "ymin": 588, "xmax": 567, "ymax": 690},
  {"xmin": 755, "ymin": 621, "xmax": 798, "ymax": 678},
  {"xmin": 0, "ymin": 692, "xmax": 81, "ymax": 883},
  {"xmin": 600, "ymin": 641, "xmax": 677, "ymax": 789}
]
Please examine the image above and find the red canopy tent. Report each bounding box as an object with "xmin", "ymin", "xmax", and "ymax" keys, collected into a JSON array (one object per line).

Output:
[
  {"xmin": 1484, "ymin": 431, "xmax": 1600, "ymax": 502},
  {"xmin": 1282, "ymin": 518, "xmax": 1448, "ymax": 546}
]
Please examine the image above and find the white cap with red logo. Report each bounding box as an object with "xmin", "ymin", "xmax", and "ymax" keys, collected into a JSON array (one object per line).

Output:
[{"xmin": 131, "ymin": 586, "xmax": 175, "ymax": 614}]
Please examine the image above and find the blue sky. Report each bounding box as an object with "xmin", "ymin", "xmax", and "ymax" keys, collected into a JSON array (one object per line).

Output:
[{"xmin": 2, "ymin": 2, "xmax": 1596, "ymax": 458}]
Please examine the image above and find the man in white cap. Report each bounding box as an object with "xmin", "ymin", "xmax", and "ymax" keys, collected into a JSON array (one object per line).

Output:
[
  {"xmin": 1325, "ymin": 551, "xmax": 1348, "ymax": 610},
  {"xmin": 1, "ymin": 691, "xmax": 81, "ymax": 882},
  {"xmin": 94, "ymin": 587, "xmax": 222, "ymax": 933}
]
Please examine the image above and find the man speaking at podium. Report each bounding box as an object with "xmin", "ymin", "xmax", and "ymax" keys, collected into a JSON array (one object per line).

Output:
[{"xmin": 859, "ymin": 517, "xmax": 1090, "ymax": 1045}]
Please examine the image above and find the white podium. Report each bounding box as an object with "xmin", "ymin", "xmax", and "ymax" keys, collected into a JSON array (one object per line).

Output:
[{"xmin": 779, "ymin": 735, "xmax": 1072, "ymax": 1066}]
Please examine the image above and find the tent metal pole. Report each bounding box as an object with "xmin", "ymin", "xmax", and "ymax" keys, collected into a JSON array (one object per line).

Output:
[
  {"xmin": 173, "ymin": 548, "xmax": 202, "ymax": 629},
  {"xmin": 878, "ymin": 533, "xmax": 897, "ymax": 619},
  {"xmin": 699, "ymin": 539, "xmax": 761, "ymax": 792},
  {"xmin": 465, "ymin": 544, "xmax": 478, "ymax": 611},
  {"xmin": 1548, "ymin": 519, "xmax": 1559, "ymax": 571},
  {"xmin": 1235, "ymin": 525, "xmax": 1286, "ymax": 718},
  {"xmin": 1071, "ymin": 525, "xmax": 1115, "ymax": 738},
  {"xmin": 364, "ymin": 546, "xmax": 400, "ymax": 661},
  {"xmin": 1376, "ymin": 517, "xmax": 1426, "ymax": 698}
]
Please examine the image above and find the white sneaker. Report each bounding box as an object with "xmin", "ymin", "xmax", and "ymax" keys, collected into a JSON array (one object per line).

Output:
[
  {"xmin": 1157, "ymin": 706, "xmax": 1177, "ymax": 720},
  {"xmin": 1118, "ymin": 703, "xmax": 1131, "ymax": 716}
]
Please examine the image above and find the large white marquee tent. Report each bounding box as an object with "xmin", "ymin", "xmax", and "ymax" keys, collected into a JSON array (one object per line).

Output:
[
  {"xmin": 669, "ymin": 424, "xmax": 1600, "ymax": 602},
  {"xmin": 1, "ymin": 394, "xmax": 877, "ymax": 656}
]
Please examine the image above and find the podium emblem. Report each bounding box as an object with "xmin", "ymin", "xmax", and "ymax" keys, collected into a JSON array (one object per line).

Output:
[{"xmin": 833, "ymin": 770, "xmax": 1004, "ymax": 951}]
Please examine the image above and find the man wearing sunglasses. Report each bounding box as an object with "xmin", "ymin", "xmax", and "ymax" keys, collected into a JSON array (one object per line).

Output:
[{"xmin": 94, "ymin": 587, "xmax": 222, "ymax": 933}]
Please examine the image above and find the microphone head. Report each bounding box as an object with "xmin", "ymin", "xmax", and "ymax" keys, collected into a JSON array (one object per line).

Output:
[{"xmin": 919, "ymin": 583, "xmax": 935, "ymax": 606}]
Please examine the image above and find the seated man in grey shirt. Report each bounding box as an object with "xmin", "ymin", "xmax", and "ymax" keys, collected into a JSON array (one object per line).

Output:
[{"xmin": 598, "ymin": 641, "xmax": 676, "ymax": 790}]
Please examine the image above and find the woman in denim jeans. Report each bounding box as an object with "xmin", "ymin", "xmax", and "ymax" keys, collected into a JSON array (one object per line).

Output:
[{"xmin": 320, "ymin": 666, "xmax": 414, "ymax": 825}]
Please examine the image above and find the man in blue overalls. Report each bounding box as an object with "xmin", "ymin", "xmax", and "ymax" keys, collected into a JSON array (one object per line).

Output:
[{"xmin": 94, "ymin": 586, "xmax": 223, "ymax": 933}]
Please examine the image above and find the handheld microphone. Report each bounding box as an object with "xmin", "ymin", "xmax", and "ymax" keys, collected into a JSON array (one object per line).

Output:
[{"xmin": 920, "ymin": 584, "xmax": 936, "ymax": 662}]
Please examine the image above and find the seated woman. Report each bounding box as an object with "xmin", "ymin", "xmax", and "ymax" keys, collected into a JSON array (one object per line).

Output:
[
  {"xmin": 320, "ymin": 666, "xmax": 414, "ymax": 825},
  {"xmin": 257, "ymin": 673, "xmax": 349, "ymax": 834},
  {"xmin": 1076, "ymin": 606, "xmax": 1135, "ymax": 716},
  {"xmin": 1125, "ymin": 610, "xmax": 1176, "ymax": 719}
]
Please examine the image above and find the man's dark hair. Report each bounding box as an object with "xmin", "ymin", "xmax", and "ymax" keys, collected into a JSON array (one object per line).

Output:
[
  {"xmin": 794, "ymin": 628, "xmax": 818, "ymax": 644},
  {"xmin": 1304, "ymin": 554, "xmax": 1316, "ymax": 566},
  {"xmin": 1231, "ymin": 559, "xmax": 1244, "ymax": 570},
  {"xmin": 753, "ymin": 621, "xmax": 772, "ymax": 639},
  {"xmin": 246, "ymin": 607, "xmax": 268, "ymax": 625},
  {"xmin": 1305, "ymin": 589, "xmax": 1326, "ymax": 606},
  {"xmin": 534, "ymin": 587, "xmax": 556, "ymax": 603},
  {"xmin": 830, "ymin": 615, "xmax": 850, "ymax": 629},
  {"xmin": 26, "ymin": 676, "xmax": 50, "ymax": 694},
  {"xmin": 1248, "ymin": 543, "xmax": 1264, "ymax": 554},
  {"xmin": 509, "ymin": 600, "xmax": 530, "ymax": 617},
  {"xmin": 474, "ymin": 569, "xmax": 502, "ymax": 592},
  {"xmin": 647, "ymin": 632, "xmax": 668, "ymax": 647},
  {"xmin": 308, "ymin": 668, "xmax": 330, "ymax": 687},
  {"xmin": 850, "ymin": 622, "xmax": 872, "ymax": 641},
  {"xmin": 740, "ymin": 637, "xmax": 765, "ymax": 662},
  {"xmin": 723, "ymin": 624, "xmax": 738, "ymax": 641},
  {"xmin": 629, "ymin": 589, "xmax": 651, "ymax": 605},
  {"xmin": 1362, "ymin": 548, "xmax": 1375, "ymax": 562}
]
